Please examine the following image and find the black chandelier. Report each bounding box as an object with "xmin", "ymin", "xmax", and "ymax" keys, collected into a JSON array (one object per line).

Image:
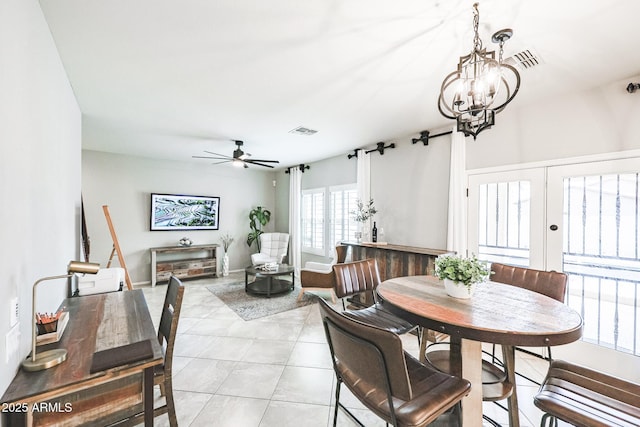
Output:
[{"xmin": 438, "ymin": 3, "xmax": 520, "ymax": 139}]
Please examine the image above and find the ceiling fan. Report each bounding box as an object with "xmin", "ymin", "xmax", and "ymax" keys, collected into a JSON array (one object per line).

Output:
[{"xmin": 192, "ymin": 140, "xmax": 279, "ymax": 169}]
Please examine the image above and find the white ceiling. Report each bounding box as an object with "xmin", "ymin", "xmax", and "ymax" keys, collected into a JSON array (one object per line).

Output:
[{"xmin": 39, "ymin": 0, "xmax": 640, "ymax": 169}]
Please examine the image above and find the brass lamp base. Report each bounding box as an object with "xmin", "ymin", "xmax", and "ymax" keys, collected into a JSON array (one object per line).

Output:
[{"xmin": 22, "ymin": 349, "xmax": 67, "ymax": 372}]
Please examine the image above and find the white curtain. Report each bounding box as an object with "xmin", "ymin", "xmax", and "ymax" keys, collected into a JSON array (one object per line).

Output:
[
  {"xmin": 447, "ymin": 125, "xmax": 468, "ymax": 256},
  {"xmin": 288, "ymin": 167, "xmax": 302, "ymax": 278},
  {"xmin": 356, "ymin": 150, "xmax": 371, "ymax": 237}
]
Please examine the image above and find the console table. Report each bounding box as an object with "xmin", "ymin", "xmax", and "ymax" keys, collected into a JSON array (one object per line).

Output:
[
  {"xmin": 342, "ymin": 242, "xmax": 449, "ymax": 282},
  {"xmin": 150, "ymin": 244, "xmax": 219, "ymax": 287}
]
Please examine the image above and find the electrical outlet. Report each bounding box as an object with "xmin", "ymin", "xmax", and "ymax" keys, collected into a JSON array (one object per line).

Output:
[
  {"xmin": 10, "ymin": 297, "xmax": 19, "ymax": 327},
  {"xmin": 5, "ymin": 324, "xmax": 20, "ymax": 364}
]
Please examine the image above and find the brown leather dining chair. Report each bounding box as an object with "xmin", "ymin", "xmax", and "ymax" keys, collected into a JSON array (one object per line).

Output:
[
  {"xmin": 488, "ymin": 263, "xmax": 568, "ymax": 367},
  {"xmin": 121, "ymin": 275, "xmax": 184, "ymax": 427},
  {"xmin": 318, "ymin": 298, "xmax": 471, "ymax": 427},
  {"xmin": 332, "ymin": 258, "xmax": 418, "ymax": 337}
]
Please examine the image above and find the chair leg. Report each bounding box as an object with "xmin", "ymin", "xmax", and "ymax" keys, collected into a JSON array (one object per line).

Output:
[
  {"xmin": 296, "ymin": 289, "xmax": 305, "ymax": 302},
  {"xmin": 333, "ymin": 379, "xmax": 342, "ymax": 427},
  {"xmin": 330, "ymin": 290, "xmax": 337, "ymax": 304},
  {"xmin": 540, "ymin": 413, "xmax": 557, "ymax": 427},
  {"xmin": 164, "ymin": 376, "xmax": 178, "ymax": 427}
]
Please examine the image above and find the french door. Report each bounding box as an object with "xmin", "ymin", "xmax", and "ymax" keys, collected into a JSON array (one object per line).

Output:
[
  {"xmin": 467, "ymin": 168, "xmax": 545, "ymax": 269},
  {"xmin": 468, "ymin": 157, "xmax": 640, "ymax": 368}
]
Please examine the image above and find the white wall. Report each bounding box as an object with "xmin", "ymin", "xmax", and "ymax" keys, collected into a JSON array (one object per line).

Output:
[
  {"xmin": 466, "ymin": 75, "xmax": 640, "ymax": 169},
  {"xmin": 81, "ymin": 151, "xmax": 278, "ymax": 283},
  {"xmin": 0, "ymin": 0, "xmax": 82, "ymax": 396},
  {"xmin": 370, "ymin": 132, "xmax": 451, "ymax": 249}
]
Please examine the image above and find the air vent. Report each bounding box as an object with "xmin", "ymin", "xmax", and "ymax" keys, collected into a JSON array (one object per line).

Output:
[
  {"xmin": 289, "ymin": 126, "xmax": 318, "ymax": 136},
  {"xmin": 505, "ymin": 49, "xmax": 543, "ymax": 70}
]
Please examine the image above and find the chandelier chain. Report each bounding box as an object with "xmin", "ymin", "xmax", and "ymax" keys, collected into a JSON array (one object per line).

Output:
[{"xmin": 472, "ymin": 3, "xmax": 482, "ymax": 52}]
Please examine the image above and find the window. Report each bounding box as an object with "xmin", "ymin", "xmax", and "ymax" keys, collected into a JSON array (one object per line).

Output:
[
  {"xmin": 301, "ymin": 189, "xmax": 324, "ymax": 255},
  {"xmin": 330, "ymin": 185, "xmax": 358, "ymax": 246},
  {"xmin": 301, "ymin": 184, "xmax": 357, "ymax": 256}
]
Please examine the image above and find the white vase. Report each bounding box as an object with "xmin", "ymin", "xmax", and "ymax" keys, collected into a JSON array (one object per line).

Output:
[
  {"xmin": 222, "ymin": 253, "xmax": 229, "ymax": 277},
  {"xmin": 443, "ymin": 278, "xmax": 476, "ymax": 299}
]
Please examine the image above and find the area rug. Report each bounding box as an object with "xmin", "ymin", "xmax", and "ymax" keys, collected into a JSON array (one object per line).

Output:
[{"xmin": 207, "ymin": 281, "xmax": 318, "ymax": 321}]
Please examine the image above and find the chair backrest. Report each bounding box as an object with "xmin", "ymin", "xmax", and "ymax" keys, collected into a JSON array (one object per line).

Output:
[
  {"xmin": 318, "ymin": 298, "xmax": 413, "ymax": 402},
  {"xmin": 259, "ymin": 232, "xmax": 289, "ymax": 258},
  {"xmin": 490, "ymin": 263, "xmax": 567, "ymax": 302},
  {"xmin": 335, "ymin": 245, "xmax": 347, "ymax": 264},
  {"xmin": 158, "ymin": 275, "xmax": 185, "ymax": 374},
  {"xmin": 332, "ymin": 258, "xmax": 381, "ymax": 299}
]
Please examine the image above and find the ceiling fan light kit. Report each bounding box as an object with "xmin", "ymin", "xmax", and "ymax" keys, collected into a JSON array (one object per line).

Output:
[
  {"xmin": 193, "ymin": 140, "xmax": 280, "ymax": 169},
  {"xmin": 437, "ymin": 2, "xmax": 521, "ymax": 140}
]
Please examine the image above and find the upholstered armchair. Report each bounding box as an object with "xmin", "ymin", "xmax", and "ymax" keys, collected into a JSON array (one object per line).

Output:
[
  {"xmin": 250, "ymin": 232, "xmax": 290, "ymax": 265},
  {"xmin": 298, "ymin": 245, "xmax": 347, "ymax": 303}
]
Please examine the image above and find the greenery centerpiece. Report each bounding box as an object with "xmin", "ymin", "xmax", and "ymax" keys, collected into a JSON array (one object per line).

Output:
[
  {"xmin": 433, "ymin": 254, "xmax": 491, "ymax": 298},
  {"xmin": 351, "ymin": 198, "xmax": 377, "ymax": 223},
  {"xmin": 350, "ymin": 198, "xmax": 377, "ymax": 242}
]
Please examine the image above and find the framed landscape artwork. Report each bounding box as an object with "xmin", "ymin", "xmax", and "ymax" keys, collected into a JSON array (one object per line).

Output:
[{"xmin": 151, "ymin": 193, "xmax": 220, "ymax": 230}]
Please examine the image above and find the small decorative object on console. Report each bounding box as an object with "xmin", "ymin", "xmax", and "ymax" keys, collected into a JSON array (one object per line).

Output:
[
  {"xmin": 179, "ymin": 237, "xmax": 192, "ymax": 247},
  {"xmin": 259, "ymin": 262, "xmax": 278, "ymax": 271}
]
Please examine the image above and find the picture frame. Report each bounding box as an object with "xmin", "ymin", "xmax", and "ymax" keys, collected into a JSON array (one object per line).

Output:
[{"xmin": 150, "ymin": 193, "xmax": 220, "ymax": 231}]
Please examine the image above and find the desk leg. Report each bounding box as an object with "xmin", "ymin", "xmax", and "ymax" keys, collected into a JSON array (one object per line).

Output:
[
  {"xmin": 502, "ymin": 345, "xmax": 520, "ymax": 427},
  {"xmin": 460, "ymin": 339, "xmax": 483, "ymax": 427},
  {"xmin": 144, "ymin": 366, "xmax": 154, "ymax": 426}
]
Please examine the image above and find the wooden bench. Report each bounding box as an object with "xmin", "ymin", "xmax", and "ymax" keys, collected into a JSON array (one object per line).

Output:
[{"xmin": 534, "ymin": 359, "xmax": 640, "ymax": 426}]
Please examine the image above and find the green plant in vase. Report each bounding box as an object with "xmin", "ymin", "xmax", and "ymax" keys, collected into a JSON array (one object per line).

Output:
[
  {"xmin": 433, "ymin": 254, "xmax": 491, "ymax": 298},
  {"xmin": 247, "ymin": 206, "xmax": 271, "ymax": 252}
]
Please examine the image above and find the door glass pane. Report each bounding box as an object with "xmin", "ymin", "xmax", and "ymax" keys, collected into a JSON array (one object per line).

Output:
[
  {"xmin": 563, "ymin": 173, "xmax": 640, "ymax": 355},
  {"xmin": 477, "ymin": 181, "xmax": 530, "ymax": 267}
]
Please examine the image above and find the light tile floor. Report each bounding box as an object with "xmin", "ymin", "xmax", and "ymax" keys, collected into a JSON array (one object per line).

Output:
[{"xmin": 140, "ymin": 272, "xmax": 561, "ymax": 427}]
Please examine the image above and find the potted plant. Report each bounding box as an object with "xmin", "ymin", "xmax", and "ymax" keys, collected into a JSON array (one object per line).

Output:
[
  {"xmin": 247, "ymin": 206, "xmax": 271, "ymax": 252},
  {"xmin": 220, "ymin": 233, "xmax": 234, "ymax": 277},
  {"xmin": 433, "ymin": 254, "xmax": 491, "ymax": 298}
]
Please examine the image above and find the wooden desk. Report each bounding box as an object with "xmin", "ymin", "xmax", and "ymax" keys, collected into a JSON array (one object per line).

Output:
[
  {"xmin": 377, "ymin": 276, "xmax": 583, "ymax": 427},
  {"xmin": 1, "ymin": 290, "xmax": 163, "ymax": 426}
]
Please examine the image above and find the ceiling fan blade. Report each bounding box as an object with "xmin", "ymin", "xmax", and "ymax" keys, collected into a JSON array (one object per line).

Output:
[
  {"xmin": 247, "ymin": 159, "xmax": 279, "ymax": 163},
  {"xmin": 203, "ymin": 150, "xmax": 229, "ymax": 157},
  {"xmin": 246, "ymin": 161, "xmax": 276, "ymax": 168},
  {"xmin": 192, "ymin": 155, "xmax": 230, "ymax": 161}
]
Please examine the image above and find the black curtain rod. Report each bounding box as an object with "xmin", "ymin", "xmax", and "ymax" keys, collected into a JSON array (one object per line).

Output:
[
  {"xmin": 285, "ymin": 164, "xmax": 310, "ymax": 173},
  {"xmin": 411, "ymin": 130, "xmax": 453, "ymax": 146}
]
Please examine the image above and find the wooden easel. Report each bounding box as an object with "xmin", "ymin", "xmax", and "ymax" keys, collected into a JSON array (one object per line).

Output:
[{"xmin": 103, "ymin": 205, "xmax": 133, "ymax": 290}]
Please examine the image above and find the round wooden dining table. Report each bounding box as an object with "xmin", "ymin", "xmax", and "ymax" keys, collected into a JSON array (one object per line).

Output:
[{"xmin": 377, "ymin": 275, "xmax": 583, "ymax": 427}]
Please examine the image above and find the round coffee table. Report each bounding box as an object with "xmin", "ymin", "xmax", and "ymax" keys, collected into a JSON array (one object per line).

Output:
[{"xmin": 244, "ymin": 264, "xmax": 295, "ymax": 297}]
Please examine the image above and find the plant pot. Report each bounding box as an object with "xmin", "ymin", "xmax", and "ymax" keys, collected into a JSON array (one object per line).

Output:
[
  {"xmin": 443, "ymin": 278, "xmax": 476, "ymax": 299},
  {"xmin": 222, "ymin": 254, "xmax": 230, "ymax": 277}
]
